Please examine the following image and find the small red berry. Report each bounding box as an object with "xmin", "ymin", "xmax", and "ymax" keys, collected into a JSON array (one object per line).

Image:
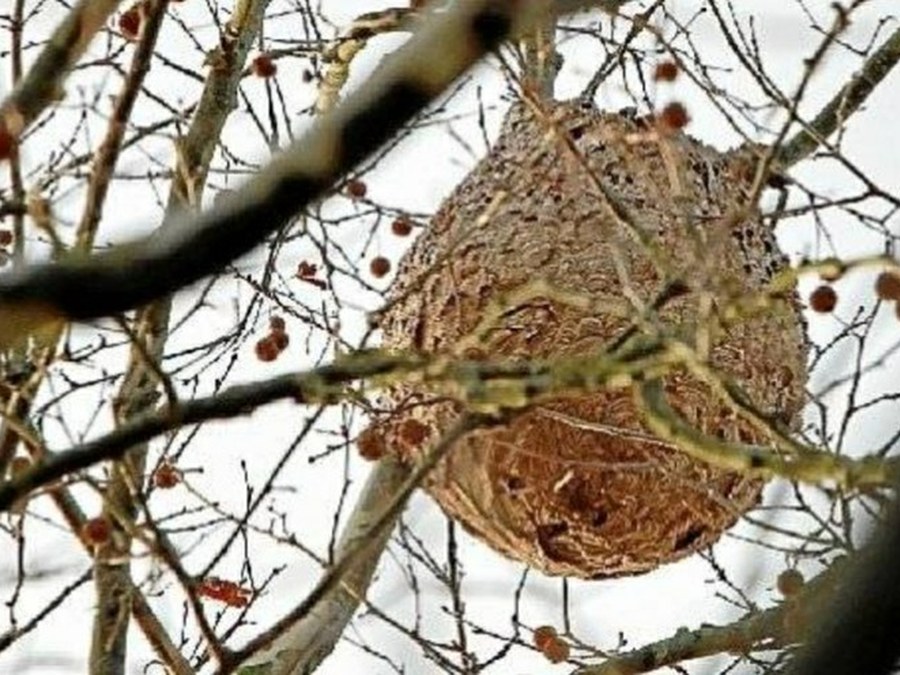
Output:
[
  {"xmin": 153, "ymin": 462, "xmax": 181, "ymax": 489},
  {"xmin": 809, "ymin": 285, "xmax": 837, "ymax": 313},
  {"xmin": 369, "ymin": 256, "xmax": 391, "ymax": 278},
  {"xmin": 533, "ymin": 626, "xmax": 557, "ymax": 652},
  {"xmin": 391, "ymin": 217, "xmax": 413, "ymax": 236},
  {"xmin": 251, "ymin": 54, "xmax": 277, "ymax": 78},
  {"xmin": 875, "ymin": 271, "xmax": 900, "ymax": 301},
  {"xmin": 255, "ymin": 336, "xmax": 279, "ymax": 362},
  {"xmin": 0, "ymin": 229, "xmax": 12, "ymax": 246},
  {"xmin": 346, "ymin": 179, "xmax": 367, "ymax": 199},
  {"xmin": 271, "ymin": 331, "xmax": 289, "ymax": 351},
  {"xmin": 542, "ymin": 635, "xmax": 570, "ymax": 663},
  {"xmin": 83, "ymin": 517, "xmax": 112, "ymax": 545},
  {"xmin": 269, "ymin": 315, "xmax": 286, "ymax": 333},
  {"xmin": 653, "ymin": 61, "xmax": 679, "ymax": 82},
  {"xmin": 296, "ymin": 260, "xmax": 317, "ymax": 278},
  {"xmin": 777, "ymin": 568, "xmax": 805, "ymax": 597},
  {"xmin": 357, "ymin": 428, "xmax": 387, "ymax": 461},
  {"xmin": 659, "ymin": 102, "xmax": 690, "ymax": 131},
  {"xmin": 118, "ymin": 7, "xmax": 142, "ymax": 41}
]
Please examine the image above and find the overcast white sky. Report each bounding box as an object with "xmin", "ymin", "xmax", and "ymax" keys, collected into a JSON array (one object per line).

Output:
[{"xmin": 2, "ymin": 1, "xmax": 900, "ymax": 673}]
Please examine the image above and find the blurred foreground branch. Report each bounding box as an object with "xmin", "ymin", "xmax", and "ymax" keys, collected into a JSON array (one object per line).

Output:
[
  {"xmin": 0, "ymin": 0, "xmax": 612, "ymax": 346},
  {"xmin": 0, "ymin": 0, "xmax": 124, "ymax": 138}
]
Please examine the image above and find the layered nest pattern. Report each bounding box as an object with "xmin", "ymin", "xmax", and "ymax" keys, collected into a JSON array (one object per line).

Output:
[{"xmin": 366, "ymin": 100, "xmax": 808, "ymax": 578}]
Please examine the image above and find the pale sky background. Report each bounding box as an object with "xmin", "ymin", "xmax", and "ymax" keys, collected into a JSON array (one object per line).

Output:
[{"xmin": 1, "ymin": 1, "xmax": 899, "ymax": 673}]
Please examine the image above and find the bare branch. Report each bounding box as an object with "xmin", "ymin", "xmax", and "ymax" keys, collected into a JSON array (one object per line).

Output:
[
  {"xmin": 0, "ymin": 0, "xmax": 125, "ymax": 138},
  {"xmin": 227, "ymin": 416, "xmax": 489, "ymax": 674},
  {"xmin": 778, "ymin": 23, "xmax": 900, "ymax": 168},
  {"xmin": 0, "ymin": 0, "xmax": 611, "ymax": 346},
  {"xmin": 574, "ymin": 563, "xmax": 843, "ymax": 675},
  {"xmin": 238, "ymin": 456, "xmax": 412, "ymax": 674}
]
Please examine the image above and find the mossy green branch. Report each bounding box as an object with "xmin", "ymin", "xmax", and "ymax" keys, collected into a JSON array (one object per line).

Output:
[{"xmin": 638, "ymin": 378, "xmax": 900, "ymax": 489}]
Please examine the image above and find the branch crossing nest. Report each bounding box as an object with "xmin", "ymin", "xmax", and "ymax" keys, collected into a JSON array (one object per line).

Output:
[{"xmin": 363, "ymin": 100, "xmax": 808, "ymax": 578}]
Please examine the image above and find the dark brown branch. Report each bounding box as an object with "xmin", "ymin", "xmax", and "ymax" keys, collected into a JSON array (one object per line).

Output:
[
  {"xmin": 0, "ymin": 0, "xmax": 609, "ymax": 346},
  {"xmin": 0, "ymin": 352, "xmax": 423, "ymax": 512}
]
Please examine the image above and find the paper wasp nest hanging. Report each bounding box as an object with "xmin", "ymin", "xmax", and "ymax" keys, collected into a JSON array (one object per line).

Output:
[{"xmin": 366, "ymin": 100, "xmax": 808, "ymax": 578}]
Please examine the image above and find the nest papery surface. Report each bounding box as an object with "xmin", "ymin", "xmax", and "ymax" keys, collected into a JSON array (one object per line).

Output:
[{"xmin": 369, "ymin": 100, "xmax": 808, "ymax": 578}]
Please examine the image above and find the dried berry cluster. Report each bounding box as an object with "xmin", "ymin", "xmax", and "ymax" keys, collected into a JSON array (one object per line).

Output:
[
  {"xmin": 296, "ymin": 260, "xmax": 327, "ymax": 289},
  {"xmin": 255, "ymin": 315, "xmax": 290, "ymax": 362},
  {"xmin": 196, "ymin": 577, "xmax": 252, "ymax": 607},
  {"xmin": 153, "ymin": 461, "xmax": 181, "ymax": 489}
]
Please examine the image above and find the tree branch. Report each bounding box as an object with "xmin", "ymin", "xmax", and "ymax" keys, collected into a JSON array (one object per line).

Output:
[
  {"xmin": 91, "ymin": 0, "xmax": 273, "ymax": 668},
  {"xmin": 574, "ymin": 562, "xmax": 843, "ymax": 675},
  {"xmin": 0, "ymin": 0, "xmax": 124, "ymax": 139},
  {"xmin": 0, "ymin": 0, "xmax": 614, "ymax": 347},
  {"xmin": 638, "ymin": 378, "xmax": 900, "ymax": 489},
  {"xmin": 236, "ymin": 456, "xmax": 412, "ymax": 674},
  {"xmin": 226, "ymin": 416, "xmax": 489, "ymax": 674},
  {"xmin": 0, "ymin": 352, "xmax": 424, "ymax": 512},
  {"xmin": 85, "ymin": 6, "xmax": 172, "ymax": 674},
  {"xmin": 777, "ymin": 23, "xmax": 900, "ymax": 168},
  {"xmin": 782, "ymin": 488, "xmax": 900, "ymax": 675}
]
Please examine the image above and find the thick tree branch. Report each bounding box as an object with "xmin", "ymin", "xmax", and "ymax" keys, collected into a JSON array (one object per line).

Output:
[
  {"xmin": 0, "ymin": 352, "xmax": 424, "ymax": 512},
  {"xmin": 316, "ymin": 8, "xmax": 419, "ymax": 115},
  {"xmin": 574, "ymin": 563, "xmax": 843, "ymax": 675},
  {"xmin": 777, "ymin": 23, "xmax": 900, "ymax": 168},
  {"xmin": 0, "ymin": 0, "xmax": 613, "ymax": 347},
  {"xmin": 0, "ymin": 0, "xmax": 124, "ymax": 138},
  {"xmin": 225, "ymin": 416, "xmax": 489, "ymax": 674},
  {"xmin": 783, "ymin": 488, "xmax": 900, "ymax": 675},
  {"xmin": 237, "ymin": 456, "xmax": 412, "ymax": 674},
  {"xmin": 638, "ymin": 378, "xmax": 900, "ymax": 489}
]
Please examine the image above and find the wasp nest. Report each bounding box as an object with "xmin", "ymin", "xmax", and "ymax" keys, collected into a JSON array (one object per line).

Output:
[{"xmin": 365, "ymin": 99, "xmax": 808, "ymax": 578}]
